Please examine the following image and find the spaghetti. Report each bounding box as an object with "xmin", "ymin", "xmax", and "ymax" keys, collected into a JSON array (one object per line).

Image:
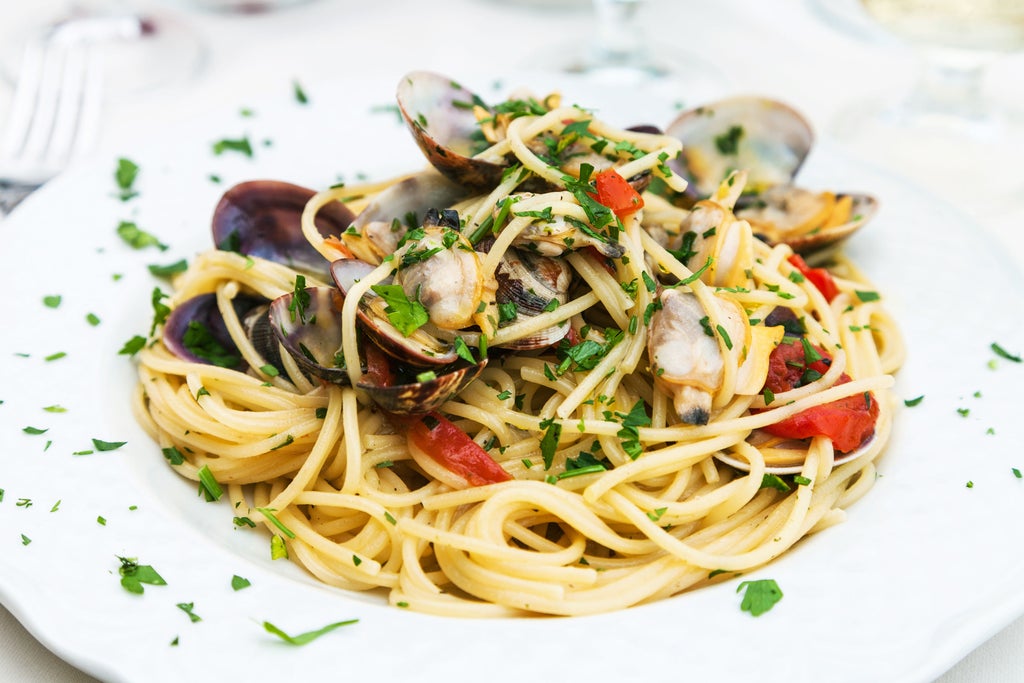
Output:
[{"xmin": 132, "ymin": 78, "xmax": 903, "ymax": 617}]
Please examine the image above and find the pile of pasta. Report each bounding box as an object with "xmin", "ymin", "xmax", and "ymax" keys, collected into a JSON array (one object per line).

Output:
[{"xmin": 133, "ymin": 95, "xmax": 903, "ymax": 617}]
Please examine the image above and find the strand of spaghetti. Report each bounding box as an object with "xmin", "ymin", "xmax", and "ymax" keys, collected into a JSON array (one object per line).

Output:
[
  {"xmin": 490, "ymin": 291, "xmax": 599, "ymax": 346},
  {"xmin": 339, "ymin": 258, "xmax": 394, "ymax": 387},
  {"xmin": 265, "ymin": 384, "xmax": 344, "ymax": 510},
  {"xmin": 554, "ymin": 338, "xmax": 632, "ymax": 419},
  {"xmin": 339, "ymin": 387, "xmax": 364, "ymax": 494},
  {"xmin": 583, "ymin": 432, "xmax": 746, "ymax": 503}
]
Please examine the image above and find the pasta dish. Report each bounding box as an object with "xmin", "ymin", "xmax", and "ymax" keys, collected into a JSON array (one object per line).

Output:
[{"xmin": 131, "ymin": 72, "xmax": 903, "ymax": 617}]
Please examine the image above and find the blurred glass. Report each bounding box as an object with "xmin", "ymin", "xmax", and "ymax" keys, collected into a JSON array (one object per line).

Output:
[{"xmin": 826, "ymin": 0, "xmax": 1024, "ymax": 203}]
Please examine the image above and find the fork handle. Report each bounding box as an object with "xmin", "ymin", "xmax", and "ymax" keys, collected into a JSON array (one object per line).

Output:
[{"xmin": 0, "ymin": 182, "xmax": 40, "ymax": 217}]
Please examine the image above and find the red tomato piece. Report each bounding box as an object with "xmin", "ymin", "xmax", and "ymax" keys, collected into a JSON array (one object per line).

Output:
[
  {"xmin": 406, "ymin": 412, "xmax": 512, "ymax": 486},
  {"xmin": 593, "ymin": 167, "xmax": 644, "ymax": 218},
  {"xmin": 787, "ymin": 254, "xmax": 839, "ymax": 303},
  {"xmin": 761, "ymin": 338, "xmax": 878, "ymax": 453}
]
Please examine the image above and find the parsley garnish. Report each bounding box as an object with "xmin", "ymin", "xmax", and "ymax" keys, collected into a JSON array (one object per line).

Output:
[
  {"xmin": 182, "ymin": 321, "xmax": 240, "ymax": 368},
  {"xmin": 292, "ymin": 79, "xmax": 309, "ymax": 104},
  {"xmin": 991, "ymin": 342, "xmax": 1022, "ymax": 363},
  {"xmin": 370, "ymin": 284, "xmax": 429, "ymax": 337},
  {"xmin": 177, "ymin": 602, "xmax": 202, "ymax": 623},
  {"xmin": 197, "ymin": 465, "xmax": 223, "ymax": 501},
  {"xmin": 736, "ymin": 578, "xmax": 783, "ymax": 616},
  {"xmin": 118, "ymin": 556, "xmax": 167, "ymax": 594},
  {"xmin": 148, "ymin": 259, "xmax": 188, "ymax": 278},
  {"xmin": 117, "ymin": 220, "xmax": 168, "ymax": 251},
  {"xmin": 212, "ymin": 136, "xmax": 253, "ymax": 157},
  {"xmin": 714, "ymin": 125, "xmax": 744, "ymax": 155},
  {"xmin": 115, "ymin": 157, "xmax": 139, "ymax": 200},
  {"xmin": 262, "ymin": 619, "xmax": 358, "ymax": 646},
  {"xmin": 539, "ymin": 418, "xmax": 562, "ymax": 470}
]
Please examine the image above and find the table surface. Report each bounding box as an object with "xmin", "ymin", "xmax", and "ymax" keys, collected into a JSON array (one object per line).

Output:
[{"xmin": 1, "ymin": 0, "xmax": 1022, "ymax": 680}]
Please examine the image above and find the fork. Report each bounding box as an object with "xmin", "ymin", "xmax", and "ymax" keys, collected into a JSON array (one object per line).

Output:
[{"xmin": 0, "ymin": 24, "xmax": 104, "ymax": 217}]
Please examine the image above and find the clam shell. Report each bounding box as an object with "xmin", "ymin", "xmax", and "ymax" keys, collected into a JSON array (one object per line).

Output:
[
  {"xmin": 162, "ymin": 293, "xmax": 267, "ymax": 370},
  {"xmin": 212, "ymin": 180, "xmax": 355, "ymax": 278},
  {"xmin": 360, "ymin": 359, "xmax": 487, "ymax": 415},
  {"xmin": 268, "ymin": 286, "xmax": 350, "ymax": 384},
  {"xmin": 397, "ymin": 71, "xmax": 505, "ymax": 192},
  {"xmin": 666, "ymin": 96, "xmax": 814, "ymax": 199},
  {"xmin": 330, "ymin": 257, "xmax": 458, "ymax": 366}
]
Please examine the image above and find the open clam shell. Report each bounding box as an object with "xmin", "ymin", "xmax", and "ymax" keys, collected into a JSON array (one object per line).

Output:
[
  {"xmin": 162, "ymin": 292, "xmax": 269, "ymax": 371},
  {"xmin": 212, "ymin": 180, "xmax": 355, "ymax": 278},
  {"xmin": 397, "ymin": 71, "xmax": 505, "ymax": 192},
  {"xmin": 666, "ymin": 96, "xmax": 814, "ymax": 200},
  {"xmin": 360, "ymin": 358, "xmax": 488, "ymax": 415},
  {"xmin": 268, "ymin": 285, "xmax": 350, "ymax": 384},
  {"xmin": 737, "ymin": 187, "xmax": 879, "ymax": 256},
  {"xmin": 330, "ymin": 257, "xmax": 458, "ymax": 366},
  {"xmin": 494, "ymin": 248, "xmax": 572, "ymax": 350}
]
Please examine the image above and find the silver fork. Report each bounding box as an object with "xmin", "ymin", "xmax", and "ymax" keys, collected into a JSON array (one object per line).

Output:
[{"xmin": 0, "ymin": 23, "xmax": 105, "ymax": 217}]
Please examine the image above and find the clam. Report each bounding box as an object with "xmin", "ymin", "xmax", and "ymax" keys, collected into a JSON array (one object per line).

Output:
[
  {"xmin": 666, "ymin": 96, "xmax": 814, "ymax": 200},
  {"xmin": 162, "ymin": 292, "xmax": 270, "ymax": 371},
  {"xmin": 343, "ymin": 170, "xmax": 469, "ymax": 264},
  {"xmin": 396, "ymin": 71, "xmax": 505, "ymax": 192},
  {"xmin": 494, "ymin": 247, "xmax": 573, "ymax": 350},
  {"xmin": 364, "ymin": 357, "xmax": 488, "ymax": 415},
  {"xmin": 268, "ymin": 285, "xmax": 350, "ymax": 384},
  {"xmin": 329, "ymin": 257, "xmax": 459, "ymax": 366},
  {"xmin": 268, "ymin": 283, "xmax": 486, "ymax": 414},
  {"xmin": 212, "ymin": 180, "xmax": 355, "ymax": 278},
  {"xmin": 735, "ymin": 187, "xmax": 879, "ymax": 256},
  {"xmin": 665, "ymin": 97, "xmax": 878, "ymax": 255}
]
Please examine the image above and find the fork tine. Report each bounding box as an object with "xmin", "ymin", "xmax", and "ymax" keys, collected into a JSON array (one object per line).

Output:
[
  {"xmin": 71, "ymin": 46, "xmax": 103, "ymax": 159},
  {"xmin": 0, "ymin": 38, "xmax": 45, "ymax": 160},
  {"xmin": 45, "ymin": 41, "xmax": 90, "ymax": 168},
  {"xmin": 19, "ymin": 37, "xmax": 68, "ymax": 166}
]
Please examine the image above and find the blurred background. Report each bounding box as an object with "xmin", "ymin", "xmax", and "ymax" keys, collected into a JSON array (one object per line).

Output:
[{"xmin": 1, "ymin": 0, "xmax": 1022, "ymax": 679}]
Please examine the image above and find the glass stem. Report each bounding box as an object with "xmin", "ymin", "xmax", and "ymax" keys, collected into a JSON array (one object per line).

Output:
[
  {"xmin": 591, "ymin": 0, "xmax": 646, "ymax": 66},
  {"xmin": 907, "ymin": 49, "xmax": 991, "ymax": 122}
]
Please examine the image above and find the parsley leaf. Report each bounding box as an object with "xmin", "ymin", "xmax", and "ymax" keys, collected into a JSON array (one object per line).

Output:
[
  {"xmin": 115, "ymin": 158, "xmax": 140, "ymax": 200},
  {"xmin": 736, "ymin": 578, "xmax": 783, "ymax": 616},
  {"xmin": 118, "ymin": 556, "xmax": 167, "ymax": 594},
  {"xmin": 370, "ymin": 284, "xmax": 429, "ymax": 337},
  {"xmin": 117, "ymin": 220, "xmax": 168, "ymax": 251},
  {"xmin": 262, "ymin": 619, "xmax": 359, "ymax": 646}
]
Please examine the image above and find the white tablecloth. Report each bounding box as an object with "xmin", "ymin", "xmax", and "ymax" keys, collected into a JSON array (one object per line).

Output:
[{"xmin": 1, "ymin": 0, "xmax": 1022, "ymax": 680}]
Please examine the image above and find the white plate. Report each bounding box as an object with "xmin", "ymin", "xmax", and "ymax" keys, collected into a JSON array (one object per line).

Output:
[{"xmin": 2, "ymin": 74, "xmax": 1024, "ymax": 683}]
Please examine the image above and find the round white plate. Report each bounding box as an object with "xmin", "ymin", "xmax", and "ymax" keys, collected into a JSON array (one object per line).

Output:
[{"xmin": 2, "ymin": 73, "xmax": 1023, "ymax": 683}]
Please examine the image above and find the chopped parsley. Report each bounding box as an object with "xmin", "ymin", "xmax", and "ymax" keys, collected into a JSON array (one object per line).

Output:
[
  {"xmin": 370, "ymin": 284, "xmax": 429, "ymax": 337},
  {"xmin": 43, "ymin": 295, "xmax": 62, "ymax": 308},
  {"xmin": 212, "ymin": 136, "xmax": 253, "ymax": 157},
  {"xmin": 197, "ymin": 465, "xmax": 223, "ymax": 501},
  {"xmin": 231, "ymin": 575, "xmax": 252, "ymax": 591},
  {"xmin": 262, "ymin": 619, "xmax": 358, "ymax": 646},
  {"xmin": 117, "ymin": 556, "xmax": 167, "ymax": 594},
  {"xmin": 292, "ymin": 79, "xmax": 309, "ymax": 104},
  {"xmin": 117, "ymin": 220, "xmax": 168, "ymax": 251},
  {"xmin": 115, "ymin": 157, "xmax": 140, "ymax": 200},
  {"xmin": 736, "ymin": 578, "xmax": 783, "ymax": 616},
  {"xmin": 991, "ymin": 342, "xmax": 1022, "ymax": 363},
  {"xmin": 177, "ymin": 602, "xmax": 202, "ymax": 623},
  {"xmin": 714, "ymin": 125, "xmax": 744, "ymax": 155}
]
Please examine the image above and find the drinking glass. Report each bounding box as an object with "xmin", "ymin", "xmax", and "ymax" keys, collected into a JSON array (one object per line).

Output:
[
  {"xmin": 827, "ymin": 0, "xmax": 1024, "ymax": 203},
  {"xmin": 549, "ymin": 0, "xmax": 727, "ymax": 98}
]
